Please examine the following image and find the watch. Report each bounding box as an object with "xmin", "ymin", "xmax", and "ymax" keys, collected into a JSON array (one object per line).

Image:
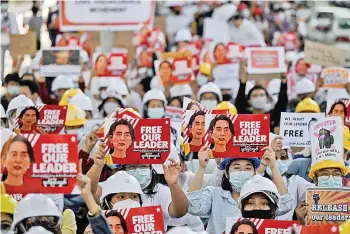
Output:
[{"xmin": 88, "ymin": 206, "xmax": 101, "ymax": 217}]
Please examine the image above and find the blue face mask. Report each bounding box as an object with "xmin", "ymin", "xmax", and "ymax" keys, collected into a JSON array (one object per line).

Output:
[
  {"xmin": 196, "ymin": 74, "xmax": 208, "ymax": 86},
  {"xmin": 7, "ymin": 85, "xmax": 20, "ymax": 96},
  {"xmin": 229, "ymin": 171, "xmax": 254, "ymax": 192},
  {"xmin": 127, "ymin": 168, "xmax": 152, "ymax": 189},
  {"xmin": 276, "ymin": 159, "xmax": 291, "ymax": 175},
  {"xmin": 147, "ymin": 107, "xmax": 164, "ymax": 118},
  {"xmin": 200, "ymin": 99, "xmax": 217, "ymax": 110},
  {"xmin": 317, "ymin": 175, "xmax": 343, "ymax": 188}
]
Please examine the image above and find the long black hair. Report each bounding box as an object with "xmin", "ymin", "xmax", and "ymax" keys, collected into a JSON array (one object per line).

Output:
[
  {"xmin": 229, "ymin": 218, "xmax": 258, "ymax": 234},
  {"xmin": 329, "ymin": 101, "xmax": 347, "ymax": 120}
]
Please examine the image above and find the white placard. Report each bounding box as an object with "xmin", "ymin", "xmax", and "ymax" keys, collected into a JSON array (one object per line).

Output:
[
  {"xmin": 203, "ymin": 18, "xmax": 230, "ymax": 44},
  {"xmin": 212, "ymin": 63, "xmax": 240, "ymax": 89},
  {"xmin": 246, "ymin": 47, "xmax": 286, "ymax": 74},
  {"xmin": 279, "ymin": 112, "xmax": 325, "ymax": 147}
]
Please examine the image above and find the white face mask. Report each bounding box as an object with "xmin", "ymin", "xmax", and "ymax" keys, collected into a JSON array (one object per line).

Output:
[
  {"xmin": 127, "ymin": 168, "xmax": 152, "ymax": 189},
  {"xmin": 250, "ymin": 96, "xmax": 268, "ymax": 110},
  {"xmin": 112, "ymin": 199, "xmax": 141, "ymax": 210},
  {"xmin": 100, "ymin": 90, "xmax": 107, "ymax": 100},
  {"xmin": 103, "ymin": 102, "xmax": 120, "ymax": 115},
  {"xmin": 65, "ymin": 128, "xmax": 84, "ymax": 141},
  {"xmin": 147, "ymin": 107, "xmax": 164, "ymax": 118},
  {"xmin": 200, "ymin": 99, "xmax": 217, "ymax": 110}
]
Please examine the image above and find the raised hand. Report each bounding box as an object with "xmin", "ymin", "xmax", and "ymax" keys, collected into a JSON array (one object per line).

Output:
[{"xmin": 163, "ymin": 158, "xmax": 182, "ymax": 186}]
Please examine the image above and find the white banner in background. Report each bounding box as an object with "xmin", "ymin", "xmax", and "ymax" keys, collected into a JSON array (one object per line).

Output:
[{"xmin": 59, "ymin": 0, "xmax": 156, "ymax": 31}]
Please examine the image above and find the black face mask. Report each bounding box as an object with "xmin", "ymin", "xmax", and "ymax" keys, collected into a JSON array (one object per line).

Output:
[
  {"xmin": 222, "ymin": 94, "xmax": 232, "ymax": 101},
  {"xmin": 242, "ymin": 209, "xmax": 274, "ymax": 219}
]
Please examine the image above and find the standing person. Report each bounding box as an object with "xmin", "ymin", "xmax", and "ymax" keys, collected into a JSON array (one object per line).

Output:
[
  {"xmin": 228, "ymin": 13, "xmax": 266, "ymax": 46},
  {"xmin": 47, "ymin": 3, "xmax": 60, "ymax": 46},
  {"xmin": 28, "ymin": 3, "xmax": 42, "ymax": 51},
  {"xmin": 19, "ymin": 79, "xmax": 43, "ymax": 105}
]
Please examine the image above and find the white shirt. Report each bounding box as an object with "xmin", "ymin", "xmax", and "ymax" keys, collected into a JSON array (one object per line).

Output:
[
  {"xmin": 276, "ymin": 175, "xmax": 313, "ymax": 220},
  {"xmin": 229, "ymin": 19, "xmax": 266, "ymax": 46}
]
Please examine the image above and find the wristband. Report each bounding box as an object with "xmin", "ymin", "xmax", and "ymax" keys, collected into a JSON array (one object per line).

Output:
[{"xmin": 88, "ymin": 207, "xmax": 101, "ymax": 217}]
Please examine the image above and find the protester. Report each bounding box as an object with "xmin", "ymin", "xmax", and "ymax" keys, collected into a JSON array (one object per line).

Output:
[
  {"xmin": 19, "ymin": 80, "xmax": 43, "ymax": 105},
  {"xmin": 1, "ymin": 73, "xmax": 21, "ymax": 111}
]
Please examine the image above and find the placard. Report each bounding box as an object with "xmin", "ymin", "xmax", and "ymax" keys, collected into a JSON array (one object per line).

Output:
[
  {"xmin": 203, "ymin": 17, "xmax": 230, "ymax": 43},
  {"xmin": 286, "ymin": 224, "xmax": 340, "ymax": 234},
  {"xmin": 103, "ymin": 118, "xmax": 171, "ymax": 164},
  {"xmin": 212, "ymin": 63, "xmax": 240, "ymax": 88},
  {"xmin": 104, "ymin": 206, "xmax": 165, "ymax": 234},
  {"xmin": 59, "ymin": 0, "xmax": 156, "ymax": 31},
  {"xmin": 164, "ymin": 106, "xmax": 182, "ymax": 122},
  {"xmin": 225, "ymin": 218, "xmax": 299, "ymax": 234},
  {"xmin": 310, "ymin": 117, "xmax": 343, "ymax": 163},
  {"xmin": 1, "ymin": 134, "xmax": 78, "ymax": 200},
  {"xmin": 306, "ymin": 188, "xmax": 350, "ymax": 225},
  {"xmin": 9, "ymin": 32, "xmax": 37, "ymax": 57},
  {"xmin": 93, "ymin": 52, "xmax": 128, "ymax": 77},
  {"xmin": 304, "ymin": 41, "xmax": 347, "ymax": 67},
  {"xmin": 321, "ymin": 67, "xmax": 349, "ymax": 89},
  {"xmin": 246, "ymin": 47, "xmax": 286, "ymax": 74},
  {"xmin": 40, "ymin": 47, "xmax": 81, "ymax": 76},
  {"xmin": 83, "ymin": 119, "xmax": 103, "ymax": 136},
  {"xmin": 15, "ymin": 105, "xmax": 67, "ymax": 134},
  {"xmin": 326, "ymin": 99, "xmax": 350, "ymax": 128},
  {"xmin": 183, "ymin": 110, "xmax": 206, "ymax": 152},
  {"xmin": 204, "ymin": 114, "xmax": 270, "ymax": 158},
  {"xmin": 279, "ymin": 112, "xmax": 325, "ymax": 147}
]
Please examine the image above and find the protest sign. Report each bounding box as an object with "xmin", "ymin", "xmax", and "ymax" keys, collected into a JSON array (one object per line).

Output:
[
  {"xmin": 165, "ymin": 106, "xmax": 182, "ymax": 122},
  {"xmin": 1, "ymin": 134, "xmax": 78, "ymax": 200},
  {"xmin": 104, "ymin": 206, "xmax": 165, "ymax": 234},
  {"xmin": 287, "ymin": 72, "xmax": 319, "ymax": 99},
  {"xmin": 289, "ymin": 224, "xmax": 340, "ymax": 234},
  {"xmin": 83, "ymin": 119, "xmax": 103, "ymax": 136},
  {"xmin": 9, "ymin": 32, "xmax": 36, "ymax": 57},
  {"xmin": 40, "ymin": 47, "xmax": 81, "ymax": 76},
  {"xmin": 306, "ymin": 188, "xmax": 350, "ymax": 225},
  {"xmin": 279, "ymin": 112, "xmax": 325, "ymax": 147},
  {"xmin": 204, "ymin": 114, "xmax": 270, "ymax": 158},
  {"xmin": 326, "ymin": 99, "xmax": 350, "ymax": 128},
  {"xmin": 212, "ymin": 63, "xmax": 240, "ymax": 88},
  {"xmin": 103, "ymin": 118, "xmax": 171, "ymax": 164},
  {"xmin": 310, "ymin": 117, "xmax": 343, "ymax": 163},
  {"xmin": 246, "ymin": 47, "xmax": 286, "ymax": 74},
  {"xmin": 59, "ymin": 0, "xmax": 156, "ymax": 31},
  {"xmin": 321, "ymin": 67, "xmax": 349, "ymax": 89},
  {"xmin": 304, "ymin": 41, "xmax": 347, "ymax": 67},
  {"xmin": 15, "ymin": 105, "xmax": 67, "ymax": 134},
  {"xmin": 93, "ymin": 52, "xmax": 128, "ymax": 77},
  {"xmin": 203, "ymin": 18, "xmax": 230, "ymax": 43},
  {"xmin": 183, "ymin": 110, "xmax": 206, "ymax": 152},
  {"xmin": 225, "ymin": 217, "xmax": 299, "ymax": 234}
]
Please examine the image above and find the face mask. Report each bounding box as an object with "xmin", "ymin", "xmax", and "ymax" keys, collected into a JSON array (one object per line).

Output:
[
  {"xmin": 103, "ymin": 102, "xmax": 120, "ymax": 115},
  {"xmin": 222, "ymin": 94, "xmax": 232, "ymax": 102},
  {"xmin": 112, "ymin": 199, "xmax": 141, "ymax": 210},
  {"xmin": 7, "ymin": 86, "xmax": 20, "ymax": 96},
  {"xmin": 147, "ymin": 107, "xmax": 164, "ymax": 118},
  {"xmin": 100, "ymin": 90, "xmax": 107, "ymax": 100},
  {"xmin": 196, "ymin": 74, "xmax": 208, "ymax": 86},
  {"xmin": 250, "ymin": 96, "xmax": 267, "ymax": 110},
  {"xmin": 242, "ymin": 209, "xmax": 274, "ymax": 219},
  {"xmin": 127, "ymin": 168, "xmax": 152, "ymax": 189},
  {"xmin": 200, "ymin": 100, "xmax": 218, "ymax": 110},
  {"xmin": 317, "ymin": 175, "xmax": 343, "ymax": 188},
  {"xmin": 276, "ymin": 159, "xmax": 291, "ymax": 175},
  {"xmin": 229, "ymin": 171, "xmax": 254, "ymax": 192},
  {"xmin": 66, "ymin": 128, "xmax": 84, "ymax": 141}
]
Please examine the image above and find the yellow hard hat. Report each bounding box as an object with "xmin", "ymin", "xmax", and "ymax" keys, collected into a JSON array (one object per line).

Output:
[
  {"xmin": 199, "ymin": 62, "xmax": 211, "ymax": 76},
  {"xmin": 295, "ymin": 98, "xmax": 320, "ymax": 113},
  {"xmin": 59, "ymin": 88, "xmax": 83, "ymax": 106},
  {"xmin": 309, "ymin": 160, "xmax": 349, "ymax": 180},
  {"xmin": 340, "ymin": 220, "xmax": 350, "ymax": 234},
  {"xmin": 215, "ymin": 101, "xmax": 237, "ymax": 115},
  {"xmin": 65, "ymin": 104, "xmax": 87, "ymax": 127},
  {"xmin": 1, "ymin": 194, "xmax": 18, "ymax": 215},
  {"xmin": 344, "ymin": 126, "xmax": 350, "ymax": 150}
]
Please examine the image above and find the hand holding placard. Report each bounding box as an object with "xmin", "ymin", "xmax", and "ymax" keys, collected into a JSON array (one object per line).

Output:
[
  {"xmin": 93, "ymin": 144, "xmax": 106, "ymax": 167},
  {"xmin": 198, "ymin": 146, "xmax": 210, "ymax": 169}
]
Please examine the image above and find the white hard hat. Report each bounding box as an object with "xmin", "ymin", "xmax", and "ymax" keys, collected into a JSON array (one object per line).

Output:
[
  {"xmin": 80, "ymin": 49, "xmax": 89, "ymax": 63},
  {"xmin": 104, "ymin": 86, "xmax": 123, "ymax": 101},
  {"xmin": 45, "ymin": 194, "xmax": 64, "ymax": 214},
  {"xmin": 100, "ymin": 171, "xmax": 143, "ymax": 205},
  {"xmin": 197, "ymin": 82, "xmax": 223, "ymax": 102},
  {"xmin": 6, "ymin": 94, "xmax": 34, "ymax": 117},
  {"xmin": 267, "ymin": 78, "xmax": 281, "ymax": 96},
  {"xmin": 0, "ymin": 128, "xmax": 16, "ymax": 153},
  {"xmin": 238, "ymin": 175, "xmax": 280, "ymax": 209},
  {"xmin": 170, "ymin": 84, "xmax": 193, "ymax": 98},
  {"xmin": 69, "ymin": 93, "xmax": 93, "ymax": 111},
  {"xmin": 142, "ymin": 89, "xmax": 168, "ymax": 106},
  {"xmin": 153, "ymin": 143, "xmax": 180, "ymax": 174},
  {"xmin": 245, "ymin": 81, "xmax": 255, "ymax": 95},
  {"xmin": 12, "ymin": 194, "xmax": 61, "ymax": 231},
  {"xmin": 0, "ymin": 104, "xmax": 6, "ymax": 118},
  {"xmin": 285, "ymin": 51, "xmax": 298, "ymax": 63},
  {"xmin": 51, "ymin": 75, "xmax": 75, "ymax": 92},
  {"xmin": 25, "ymin": 226, "xmax": 54, "ymax": 234},
  {"xmin": 174, "ymin": 29, "xmax": 192, "ymax": 43},
  {"xmin": 295, "ymin": 77, "xmax": 315, "ymax": 95}
]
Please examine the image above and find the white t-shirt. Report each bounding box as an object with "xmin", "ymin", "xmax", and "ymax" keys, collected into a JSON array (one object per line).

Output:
[{"xmin": 229, "ymin": 19, "xmax": 266, "ymax": 46}]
